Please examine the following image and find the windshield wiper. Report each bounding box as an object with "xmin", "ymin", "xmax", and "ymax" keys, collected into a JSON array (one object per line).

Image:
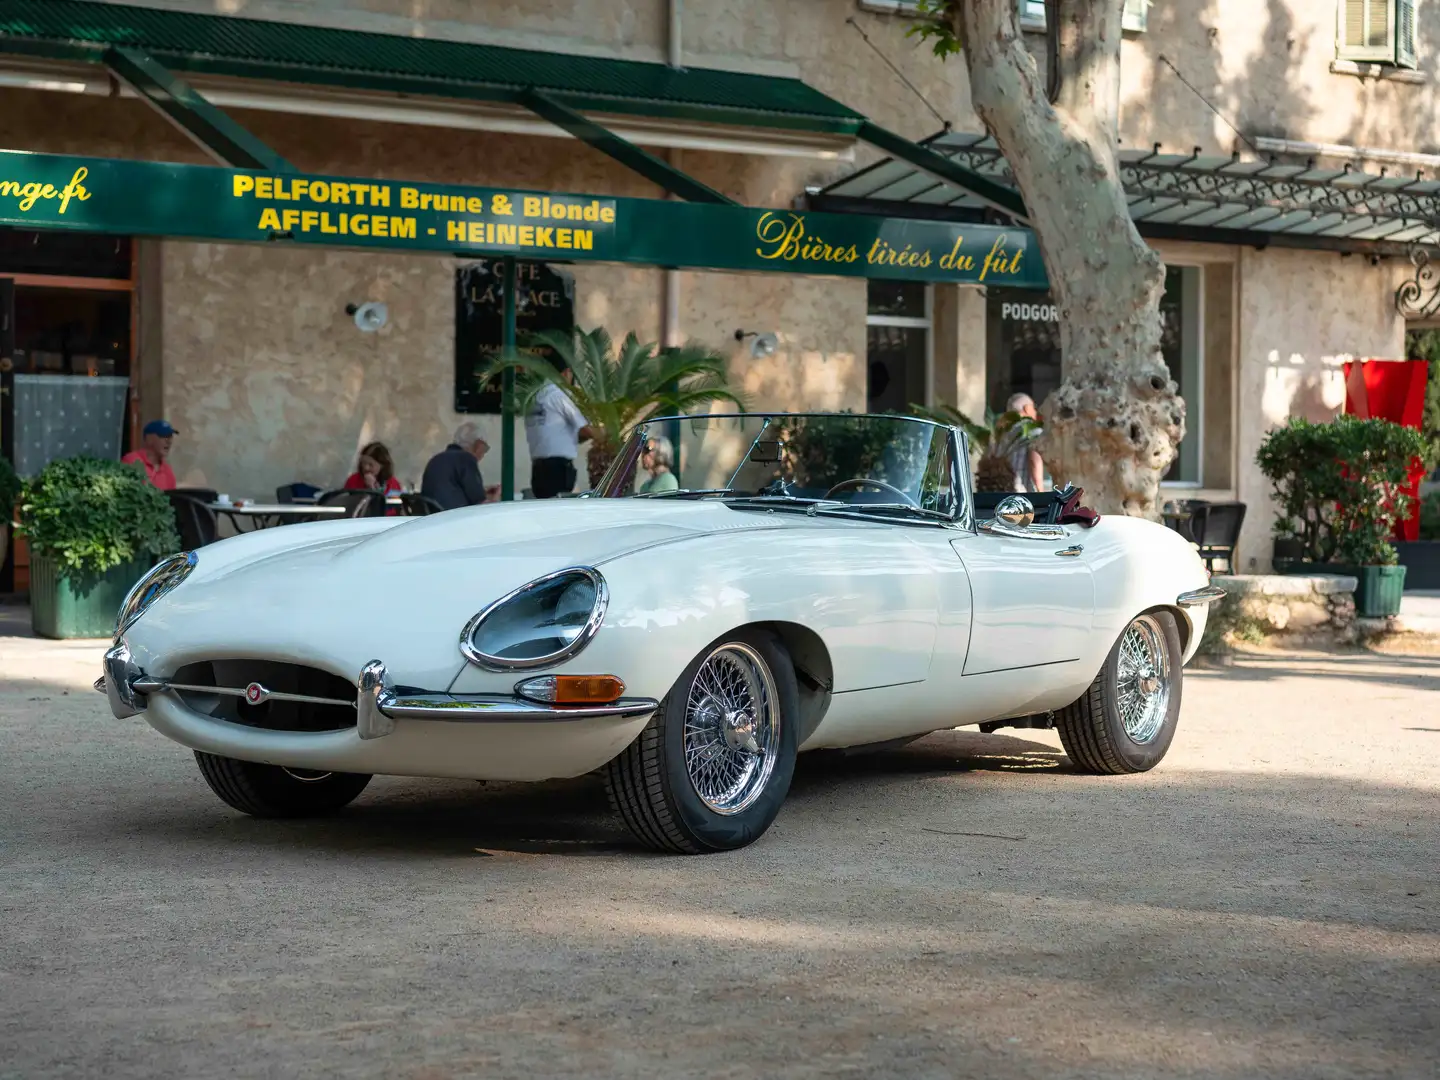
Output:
[
  {"xmin": 632, "ymin": 488, "xmax": 737, "ymax": 499},
  {"xmin": 815, "ymin": 502, "xmax": 952, "ymax": 521},
  {"xmin": 724, "ymin": 495, "xmax": 844, "ymax": 510}
]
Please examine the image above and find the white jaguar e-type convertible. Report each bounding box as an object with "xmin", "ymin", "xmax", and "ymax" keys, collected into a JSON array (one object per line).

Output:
[{"xmin": 99, "ymin": 412, "xmax": 1222, "ymax": 853}]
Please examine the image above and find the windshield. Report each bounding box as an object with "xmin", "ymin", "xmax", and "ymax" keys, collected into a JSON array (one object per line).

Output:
[{"xmin": 594, "ymin": 413, "xmax": 963, "ymax": 520}]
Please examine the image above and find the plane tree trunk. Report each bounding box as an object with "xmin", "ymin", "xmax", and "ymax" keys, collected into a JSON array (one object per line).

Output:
[{"xmin": 952, "ymin": 0, "xmax": 1184, "ymax": 516}]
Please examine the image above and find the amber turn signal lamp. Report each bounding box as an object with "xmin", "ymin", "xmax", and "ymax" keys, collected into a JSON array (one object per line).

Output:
[{"xmin": 515, "ymin": 674, "xmax": 625, "ymax": 705}]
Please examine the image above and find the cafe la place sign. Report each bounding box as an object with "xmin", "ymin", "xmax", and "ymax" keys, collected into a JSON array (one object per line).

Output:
[{"xmin": 0, "ymin": 149, "xmax": 1047, "ymax": 288}]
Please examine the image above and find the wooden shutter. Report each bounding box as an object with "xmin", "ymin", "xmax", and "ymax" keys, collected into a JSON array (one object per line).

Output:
[
  {"xmin": 1338, "ymin": 0, "xmax": 1398, "ymax": 62},
  {"xmin": 1395, "ymin": 0, "xmax": 1418, "ymax": 67},
  {"xmin": 1122, "ymin": 0, "xmax": 1150, "ymax": 33}
]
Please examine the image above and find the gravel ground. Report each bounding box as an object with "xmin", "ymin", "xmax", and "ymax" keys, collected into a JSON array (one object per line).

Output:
[{"xmin": 1, "ymin": 619, "xmax": 1436, "ymax": 1079}]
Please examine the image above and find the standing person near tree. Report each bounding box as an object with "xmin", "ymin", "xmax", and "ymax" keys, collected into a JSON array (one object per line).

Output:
[
  {"xmin": 525, "ymin": 366, "xmax": 594, "ymax": 498},
  {"xmin": 1005, "ymin": 393, "xmax": 1046, "ymax": 493}
]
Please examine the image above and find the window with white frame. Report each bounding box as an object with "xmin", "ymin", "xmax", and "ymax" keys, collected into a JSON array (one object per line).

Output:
[
  {"xmin": 866, "ymin": 281, "xmax": 932, "ymax": 414},
  {"xmin": 1337, "ymin": 0, "xmax": 1419, "ymax": 68},
  {"xmin": 1020, "ymin": 0, "xmax": 1150, "ymax": 33}
]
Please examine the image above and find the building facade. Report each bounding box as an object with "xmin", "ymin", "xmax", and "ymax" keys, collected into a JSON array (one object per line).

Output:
[{"xmin": 0, "ymin": 0, "xmax": 1434, "ymax": 572}]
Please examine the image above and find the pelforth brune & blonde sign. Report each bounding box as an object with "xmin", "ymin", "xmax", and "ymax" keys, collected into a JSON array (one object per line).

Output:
[{"xmin": 0, "ymin": 150, "xmax": 1047, "ymax": 288}]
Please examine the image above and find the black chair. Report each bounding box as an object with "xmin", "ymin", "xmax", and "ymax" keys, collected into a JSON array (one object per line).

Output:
[
  {"xmin": 399, "ymin": 493, "xmax": 446, "ymax": 517},
  {"xmin": 171, "ymin": 486, "xmax": 218, "ymax": 504},
  {"xmin": 167, "ymin": 492, "xmax": 218, "ymax": 548},
  {"xmin": 275, "ymin": 482, "xmax": 323, "ymax": 504},
  {"xmin": 1187, "ymin": 501, "xmax": 1246, "ymax": 573},
  {"xmin": 316, "ymin": 488, "xmax": 384, "ymax": 518}
]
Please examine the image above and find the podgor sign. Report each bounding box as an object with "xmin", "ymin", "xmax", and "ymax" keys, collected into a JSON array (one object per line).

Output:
[{"xmin": 0, "ymin": 149, "xmax": 1049, "ymax": 289}]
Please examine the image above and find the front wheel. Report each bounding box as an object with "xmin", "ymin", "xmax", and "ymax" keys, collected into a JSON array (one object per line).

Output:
[
  {"xmin": 1055, "ymin": 610, "xmax": 1183, "ymax": 774},
  {"xmin": 603, "ymin": 629, "xmax": 798, "ymax": 854},
  {"xmin": 195, "ymin": 752, "xmax": 372, "ymax": 817}
]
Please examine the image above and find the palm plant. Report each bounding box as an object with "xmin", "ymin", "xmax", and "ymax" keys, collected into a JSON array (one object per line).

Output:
[
  {"xmin": 909, "ymin": 402, "xmax": 1041, "ymax": 492},
  {"xmin": 478, "ymin": 327, "xmax": 748, "ymax": 487}
]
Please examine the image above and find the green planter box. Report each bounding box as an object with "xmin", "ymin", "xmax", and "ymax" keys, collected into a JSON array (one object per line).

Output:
[
  {"xmin": 1281, "ymin": 561, "xmax": 1408, "ymax": 618},
  {"xmin": 29, "ymin": 555, "xmax": 150, "ymax": 639}
]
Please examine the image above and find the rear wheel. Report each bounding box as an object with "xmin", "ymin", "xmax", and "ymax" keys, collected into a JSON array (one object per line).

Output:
[
  {"xmin": 194, "ymin": 752, "xmax": 372, "ymax": 817},
  {"xmin": 604, "ymin": 629, "xmax": 798, "ymax": 854},
  {"xmin": 1055, "ymin": 611, "xmax": 1183, "ymax": 774}
]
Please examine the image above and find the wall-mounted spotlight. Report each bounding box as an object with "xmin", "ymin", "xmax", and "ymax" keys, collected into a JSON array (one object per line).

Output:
[{"xmin": 734, "ymin": 328, "xmax": 779, "ymax": 358}]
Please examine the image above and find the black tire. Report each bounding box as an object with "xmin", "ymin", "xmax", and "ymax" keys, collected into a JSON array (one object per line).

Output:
[
  {"xmin": 603, "ymin": 628, "xmax": 799, "ymax": 854},
  {"xmin": 1055, "ymin": 610, "xmax": 1183, "ymax": 775},
  {"xmin": 194, "ymin": 752, "xmax": 372, "ymax": 818}
]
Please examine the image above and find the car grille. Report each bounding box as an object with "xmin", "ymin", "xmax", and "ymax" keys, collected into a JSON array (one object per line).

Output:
[{"xmin": 169, "ymin": 660, "xmax": 357, "ymax": 732}]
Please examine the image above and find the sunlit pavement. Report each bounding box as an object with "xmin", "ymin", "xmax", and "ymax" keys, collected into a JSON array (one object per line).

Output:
[{"xmin": 1, "ymin": 607, "xmax": 1436, "ymax": 1079}]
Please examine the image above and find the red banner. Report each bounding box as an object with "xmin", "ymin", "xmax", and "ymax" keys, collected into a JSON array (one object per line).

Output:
[{"xmin": 1343, "ymin": 359, "xmax": 1429, "ymax": 542}]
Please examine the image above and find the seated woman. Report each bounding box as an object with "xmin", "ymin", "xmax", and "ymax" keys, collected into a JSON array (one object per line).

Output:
[
  {"xmin": 345, "ymin": 442, "xmax": 403, "ymax": 496},
  {"xmin": 637, "ymin": 434, "xmax": 679, "ymax": 494}
]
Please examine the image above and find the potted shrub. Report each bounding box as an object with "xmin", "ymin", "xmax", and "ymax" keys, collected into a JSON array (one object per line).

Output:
[
  {"xmin": 909, "ymin": 403, "xmax": 1041, "ymax": 491},
  {"xmin": 1393, "ymin": 343, "xmax": 1440, "ymax": 587},
  {"xmin": 1256, "ymin": 416, "xmax": 1427, "ymax": 616},
  {"xmin": 18, "ymin": 456, "xmax": 180, "ymax": 639},
  {"xmin": 0, "ymin": 454, "xmax": 19, "ymax": 574},
  {"xmin": 479, "ymin": 326, "xmax": 747, "ymax": 488}
]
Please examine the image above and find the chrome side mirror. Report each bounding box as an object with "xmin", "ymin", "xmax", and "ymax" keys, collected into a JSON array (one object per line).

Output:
[{"xmin": 994, "ymin": 494, "xmax": 1035, "ymax": 529}]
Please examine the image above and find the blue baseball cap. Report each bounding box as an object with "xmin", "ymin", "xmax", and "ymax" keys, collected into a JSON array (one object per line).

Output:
[{"xmin": 143, "ymin": 419, "xmax": 178, "ymax": 438}]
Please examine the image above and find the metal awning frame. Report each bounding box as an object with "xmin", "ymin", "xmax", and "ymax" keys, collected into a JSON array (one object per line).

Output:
[
  {"xmin": 3, "ymin": 35, "xmax": 741, "ymax": 205},
  {"xmin": 813, "ymin": 130, "xmax": 1440, "ymax": 257}
]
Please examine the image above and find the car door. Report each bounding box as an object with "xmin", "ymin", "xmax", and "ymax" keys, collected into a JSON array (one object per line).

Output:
[{"xmin": 949, "ymin": 528, "xmax": 1095, "ymax": 676}]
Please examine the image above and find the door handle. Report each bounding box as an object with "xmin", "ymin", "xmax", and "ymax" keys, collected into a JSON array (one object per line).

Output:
[{"xmin": 1055, "ymin": 545, "xmax": 1083, "ymax": 557}]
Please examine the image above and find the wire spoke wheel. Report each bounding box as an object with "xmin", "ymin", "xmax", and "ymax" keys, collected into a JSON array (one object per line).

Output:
[
  {"xmin": 1114, "ymin": 615, "xmax": 1172, "ymax": 745},
  {"xmin": 682, "ymin": 643, "xmax": 781, "ymax": 814}
]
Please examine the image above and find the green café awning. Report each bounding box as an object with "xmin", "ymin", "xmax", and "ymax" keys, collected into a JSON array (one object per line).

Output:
[{"xmin": 0, "ymin": 0, "xmax": 865, "ymax": 135}]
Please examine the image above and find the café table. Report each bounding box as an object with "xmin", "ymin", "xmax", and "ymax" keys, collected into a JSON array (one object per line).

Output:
[
  {"xmin": 207, "ymin": 500, "xmax": 348, "ymax": 532},
  {"xmin": 208, "ymin": 495, "xmax": 407, "ymax": 531},
  {"xmin": 1161, "ymin": 507, "xmax": 1196, "ymax": 545}
]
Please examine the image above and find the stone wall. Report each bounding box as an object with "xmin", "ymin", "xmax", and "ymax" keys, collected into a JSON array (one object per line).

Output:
[
  {"xmin": 95, "ymin": 0, "xmax": 1440, "ymax": 157},
  {"xmin": 1233, "ymin": 248, "xmax": 1408, "ymax": 572},
  {"xmin": 6, "ymin": 1, "xmax": 1426, "ymax": 504},
  {"xmin": 1204, "ymin": 574, "xmax": 1358, "ymax": 650}
]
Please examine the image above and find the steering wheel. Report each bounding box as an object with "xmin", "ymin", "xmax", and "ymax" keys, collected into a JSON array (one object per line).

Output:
[{"xmin": 823, "ymin": 477, "xmax": 919, "ymax": 507}]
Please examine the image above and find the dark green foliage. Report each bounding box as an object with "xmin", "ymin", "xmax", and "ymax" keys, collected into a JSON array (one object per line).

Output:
[
  {"xmin": 18, "ymin": 456, "xmax": 180, "ymax": 578},
  {"xmin": 1420, "ymin": 490, "xmax": 1440, "ymax": 542},
  {"xmin": 1256, "ymin": 416, "xmax": 1427, "ymax": 566},
  {"xmin": 1404, "ymin": 330, "xmax": 1440, "ymax": 471},
  {"xmin": 476, "ymin": 326, "xmax": 747, "ymax": 485},
  {"xmin": 0, "ymin": 455, "xmax": 20, "ymax": 521},
  {"xmin": 906, "ymin": 0, "xmax": 964, "ymax": 58}
]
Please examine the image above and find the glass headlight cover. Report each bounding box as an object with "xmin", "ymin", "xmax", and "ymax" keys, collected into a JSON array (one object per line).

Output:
[
  {"xmin": 461, "ymin": 567, "xmax": 608, "ymax": 670},
  {"xmin": 114, "ymin": 551, "xmax": 198, "ymax": 639}
]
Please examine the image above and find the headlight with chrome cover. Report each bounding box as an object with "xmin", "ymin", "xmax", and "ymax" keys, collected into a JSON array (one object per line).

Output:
[
  {"xmin": 461, "ymin": 567, "xmax": 607, "ymax": 670},
  {"xmin": 114, "ymin": 551, "xmax": 198, "ymax": 639}
]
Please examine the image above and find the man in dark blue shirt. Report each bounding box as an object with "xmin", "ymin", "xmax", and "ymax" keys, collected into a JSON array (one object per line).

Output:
[{"xmin": 421, "ymin": 422, "xmax": 500, "ymax": 510}]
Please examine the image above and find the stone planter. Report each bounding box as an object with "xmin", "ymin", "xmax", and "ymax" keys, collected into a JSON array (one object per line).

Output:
[
  {"xmin": 1203, "ymin": 573, "xmax": 1358, "ymax": 650},
  {"xmin": 1395, "ymin": 541, "xmax": 1440, "ymax": 590},
  {"xmin": 1282, "ymin": 562, "xmax": 1406, "ymax": 618},
  {"xmin": 29, "ymin": 554, "xmax": 149, "ymax": 640}
]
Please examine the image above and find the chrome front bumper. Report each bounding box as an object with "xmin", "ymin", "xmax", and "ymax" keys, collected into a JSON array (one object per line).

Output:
[
  {"xmin": 98, "ymin": 644, "xmax": 658, "ymax": 739},
  {"xmin": 1176, "ymin": 585, "xmax": 1227, "ymax": 608}
]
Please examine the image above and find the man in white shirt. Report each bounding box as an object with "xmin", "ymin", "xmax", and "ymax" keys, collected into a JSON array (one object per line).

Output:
[{"xmin": 525, "ymin": 367, "xmax": 593, "ymax": 497}]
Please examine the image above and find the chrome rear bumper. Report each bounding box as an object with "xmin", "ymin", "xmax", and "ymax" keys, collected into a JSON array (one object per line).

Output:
[{"xmin": 99, "ymin": 645, "xmax": 657, "ymax": 739}]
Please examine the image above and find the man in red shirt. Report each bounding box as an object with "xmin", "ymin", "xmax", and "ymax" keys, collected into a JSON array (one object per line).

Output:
[{"xmin": 121, "ymin": 420, "xmax": 178, "ymax": 491}]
